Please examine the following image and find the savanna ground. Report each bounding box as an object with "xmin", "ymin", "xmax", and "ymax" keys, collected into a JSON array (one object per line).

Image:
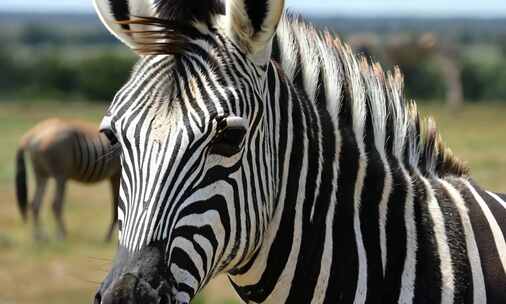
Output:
[{"xmin": 0, "ymin": 100, "xmax": 505, "ymax": 304}]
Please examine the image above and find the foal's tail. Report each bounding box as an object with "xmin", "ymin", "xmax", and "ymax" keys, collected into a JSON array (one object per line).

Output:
[{"xmin": 15, "ymin": 143, "xmax": 28, "ymax": 222}]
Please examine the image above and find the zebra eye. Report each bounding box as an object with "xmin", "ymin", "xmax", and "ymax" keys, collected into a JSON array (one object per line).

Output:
[
  {"xmin": 210, "ymin": 117, "xmax": 248, "ymax": 157},
  {"xmin": 101, "ymin": 129, "xmax": 119, "ymax": 146}
]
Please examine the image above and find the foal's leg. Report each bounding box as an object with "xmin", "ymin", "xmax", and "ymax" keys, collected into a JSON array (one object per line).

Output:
[
  {"xmin": 32, "ymin": 175, "xmax": 48, "ymax": 241},
  {"xmin": 105, "ymin": 174, "xmax": 120, "ymax": 242},
  {"xmin": 52, "ymin": 177, "xmax": 67, "ymax": 240}
]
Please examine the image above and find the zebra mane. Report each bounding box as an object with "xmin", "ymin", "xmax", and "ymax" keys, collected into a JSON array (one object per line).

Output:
[
  {"xmin": 274, "ymin": 14, "xmax": 469, "ymax": 177},
  {"xmin": 117, "ymin": 11, "xmax": 468, "ymax": 178}
]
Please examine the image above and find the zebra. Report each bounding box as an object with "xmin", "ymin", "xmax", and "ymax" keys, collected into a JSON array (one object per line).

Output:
[
  {"xmin": 92, "ymin": 0, "xmax": 506, "ymax": 303},
  {"xmin": 16, "ymin": 118, "xmax": 121, "ymax": 241}
]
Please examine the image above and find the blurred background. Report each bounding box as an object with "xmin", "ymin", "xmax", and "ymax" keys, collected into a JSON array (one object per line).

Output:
[{"xmin": 0, "ymin": 1, "xmax": 505, "ymax": 303}]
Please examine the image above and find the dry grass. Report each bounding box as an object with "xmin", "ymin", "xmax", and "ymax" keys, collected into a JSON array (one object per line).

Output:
[
  {"xmin": 0, "ymin": 101, "xmax": 239, "ymax": 304},
  {"xmin": 0, "ymin": 100, "xmax": 505, "ymax": 303}
]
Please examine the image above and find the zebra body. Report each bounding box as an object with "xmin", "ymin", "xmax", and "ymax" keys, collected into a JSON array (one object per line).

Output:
[
  {"xmin": 16, "ymin": 118, "xmax": 121, "ymax": 241},
  {"xmin": 92, "ymin": 0, "xmax": 506, "ymax": 303}
]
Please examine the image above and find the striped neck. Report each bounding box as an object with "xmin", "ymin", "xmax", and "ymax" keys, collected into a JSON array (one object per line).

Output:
[{"xmin": 228, "ymin": 15, "xmax": 471, "ymax": 303}]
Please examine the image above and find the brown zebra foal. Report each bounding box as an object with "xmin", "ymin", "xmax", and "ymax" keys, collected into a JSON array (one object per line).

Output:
[{"xmin": 15, "ymin": 118, "xmax": 121, "ymax": 241}]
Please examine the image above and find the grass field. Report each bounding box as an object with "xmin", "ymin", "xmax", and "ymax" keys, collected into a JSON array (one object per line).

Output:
[{"xmin": 0, "ymin": 100, "xmax": 505, "ymax": 304}]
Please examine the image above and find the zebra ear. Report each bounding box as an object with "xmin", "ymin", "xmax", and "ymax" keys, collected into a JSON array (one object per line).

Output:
[
  {"xmin": 225, "ymin": 0, "xmax": 285, "ymax": 65},
  {"xmin": 93, "ymin": 0, "xmax": 157, "ymax": 51}
]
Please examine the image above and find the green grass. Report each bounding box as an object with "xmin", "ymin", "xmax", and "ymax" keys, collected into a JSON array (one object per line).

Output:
[
  {"xmin": 420, "ymin": 102, "xmax": 506, "ymax": 192},
  {"xmin": 0, "ymin": 100, "xmax": 505, "ymax": 303}
]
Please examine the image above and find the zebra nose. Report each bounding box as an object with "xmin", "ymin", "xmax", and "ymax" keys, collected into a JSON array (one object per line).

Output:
[{"xmin": 96, "ymin": 273, "xmax": 168, "ymax": 304}]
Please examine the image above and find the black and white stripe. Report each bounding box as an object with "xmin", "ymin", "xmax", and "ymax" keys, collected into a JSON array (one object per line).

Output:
[
  {"xmin": 72, "ymin": 130, "xmax": 120, "ymax": 183},
  {"xmin": 95, "ymin": 1, "xmax": 506, "ymax": 303}
]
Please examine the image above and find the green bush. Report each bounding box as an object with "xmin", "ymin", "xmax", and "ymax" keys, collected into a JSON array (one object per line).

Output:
[
  {"xmin": 402, "ymin": 60, "xmax": 446, "ymax": 100},
  {"xmin": 76, "ymin": 53, "xmax": 134, "ymax": 101},
  {"xmin": 0, "ymin": 48, "xmax": 35, "ymax": 94},
  {"xmin": 462, "ymin": 59, "xmax": 506, "ymax": 101},
  {"xmin": 30, "ymin": 53, "xmax": 77, "ymax": 94},
  {"xmin": 0, "ymin": 49, "xmax": 135, "ymax": 102},
  {"xmin": 1, "ymin": 44, "xmax": 505, "ymax": 104}
]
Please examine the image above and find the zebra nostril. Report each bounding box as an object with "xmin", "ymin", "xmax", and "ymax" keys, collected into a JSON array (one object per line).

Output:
[
  {"xmin": 159, "ymin": 294, "xmax": 170, "ymax": 304},
  {"xmin": 135, "ymin": 277, "xmax": 160, "ymax": 303},
  {"xmin": 156, "ymin": 280, "xmax": 171, "ymax": 304}
]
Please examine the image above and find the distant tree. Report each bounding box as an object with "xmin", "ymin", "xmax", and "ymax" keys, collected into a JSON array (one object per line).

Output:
[
  {"xmin": 483, "ymin": 61, "xmax": 506, "ymax": 101},
  {"xmin": 29, "ymin": 54, "xmax": 77, "ymax": 94},
  {"xmin": 20, "ymin": 24, "xmax": 62, "ymax": 46},
  {"xmin": 0, "ymin": 47, "xmax": 27, "ymax": 93},
  {"xmin": 76, "ymin": 53, "xmax": 135, "ymax": 101},
  {"xmin": 498, "ymin": 34, "xmax": 506, "ymax": 56},
  {"xmin": 461, "ymin": 60, "xmax": 502, "ymax": 102},
  {"xmin": 382, "ymin": 33, "xmax": 464, "ymax": 105}
]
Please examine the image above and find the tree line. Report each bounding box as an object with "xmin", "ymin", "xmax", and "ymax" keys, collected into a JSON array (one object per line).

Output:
[
  {"xmin": 1, "ymin": 18, "xmax": 506, "ymax": 103},
  {"xmin": 0, "ymin": 47, "xmax": 134, "ymax": 102}
]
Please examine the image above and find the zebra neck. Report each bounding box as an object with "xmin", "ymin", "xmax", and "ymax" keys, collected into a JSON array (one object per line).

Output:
[
  {"xmin": 228, "ymin": 60, "xmax": 448, "ymax": 303},
  {"xmin": 229, "ymin": 63, "xmax": 347, "ymax": 302}
]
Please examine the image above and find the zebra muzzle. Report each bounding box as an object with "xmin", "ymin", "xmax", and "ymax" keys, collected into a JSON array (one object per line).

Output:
[
  {"xmin": 95, "ymin": 273, "xmax": 172, "ymax": 304},
  {"xmin": 95, "ymin": 243, "xmax": 172, "ymax": 304}
]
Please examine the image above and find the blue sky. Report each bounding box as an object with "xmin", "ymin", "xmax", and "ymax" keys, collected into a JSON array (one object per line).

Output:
[{"xmin": 1, "ymin": 0, "xmax": 506, "ymax": 17}]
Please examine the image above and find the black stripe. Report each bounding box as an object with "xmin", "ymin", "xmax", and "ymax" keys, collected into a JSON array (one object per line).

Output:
[
  {"xmin": 433, "ymin": 179, "xmax": 472, "ymax": 303},
  {"xmin": 412, "ymin": 173, "xmax": 441, "ymax": 303},
  {"xmin": 109, "ymin": 0, "xmax": 130, "ymax": 30},
  {"xmin": 271, "ymin": 35, "xmax": 281, "ymax": 64},
  {"xmin": 380, "ymin": 157, "xmax": 407, "ymax": 303},
  {"xmin": 324, "ymin": 82, "xmax": 360, "ymax": 303},
  {"xmin": 453, "ymin": 180, "xmax": 506, "ymax": 303},
  {"xmin": 285, "ymin": 88, "xmax": 327, "ymax": 302},
  {"xmin": 480, "ymin": 188, "xmax": 506, "ymax": 239},
  {"xmin": 244, "ymin": 0, "xmax": 268, "ymax": 33},
  {"xmin": 155, "ymin": 0, "xmax": 224, "ymax": 24},
  {"xmin": 361, "ymin": 93, "xmax": 386, "ymax": 303},
  {"xmin": 232, "ymin": 83, "xmax": 302, "ymax": 303},
  {"xmin": 79, "ymin": 135, "xmax": 91, "ymax": 181},
  {"xmin": 73, "ymin": 132, "xmax": 82, "ymax": 175},
  {"xmin": 88, "ymin": 136, "xmax": 100, "ymax": 181},
  {"xmin": 94, "ymin": 136, "xmax": 107, "ymax": 181}
]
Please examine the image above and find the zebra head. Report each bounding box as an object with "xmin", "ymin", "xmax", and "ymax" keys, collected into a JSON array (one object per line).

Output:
[{"xmin": 93, "ymin": 0, "xmax": 285, "ymax": 303}]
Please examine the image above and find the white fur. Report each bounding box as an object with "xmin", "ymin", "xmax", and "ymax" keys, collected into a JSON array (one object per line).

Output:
[
  {"xmin": 352, "ymin": 155, "xmax": 368, "ymax": 304},
  {"xmin": 421, "ymin": 175, "xmax": 455, "ymax": 304},
  {"xmin": 398, "ymin": 167, "xmax": 417, "ymax": 304},
  {"xmin": 292, "ymin": 21, "xmax": 321, "ymax": 104},
  {"xmin": 486, "ymin": 191, "xmax": 506, "ymax": 210},
  {"xmin": 225, "ymin": 0, "xmax": 285, "ymax": 65},
  {"xmin": 93, "ymin": 0, "xmax": 157, "ymax": 51},
  {"xmin": 341, "ymin": 44, "xmax": 367, "ymax": 142},
  {"xmin": 361, "ymin": 63, "xmax": 393, "ymax": 275},
  {"xmin": 276, "ymin": 17, "xmax": 298, "ymax": 80},
  {"xmin": 317, "ymin": 34, "xmax": 343, "ymax": 123},
  {"xmin": 387, "ymin": 70, "xmax": 408, "ymax": 159}
]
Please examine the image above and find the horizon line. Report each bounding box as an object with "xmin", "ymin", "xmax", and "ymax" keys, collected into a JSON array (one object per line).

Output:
[
  {"xmin": 1, "ymin": 9, "xmax": 506, "ymax": 20},
  {"xmin": 1, "ymin": 6, "xmax": 506, "ymax": 19}
]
